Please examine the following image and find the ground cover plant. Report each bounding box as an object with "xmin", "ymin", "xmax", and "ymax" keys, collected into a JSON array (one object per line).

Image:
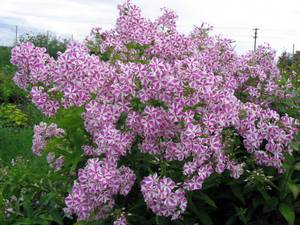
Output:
[{"xmin": 1, "ymin": 1, "xmax": 300, "ymax": 224}]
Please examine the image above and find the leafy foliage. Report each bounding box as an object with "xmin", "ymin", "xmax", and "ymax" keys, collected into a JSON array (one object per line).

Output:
[
  {"xmin": 19, "ymin": 33, "xmax": 69, "ymax": 59},
  {"xmin": 0, "ymin": 104, "xmax": 28, "ymax": 128},
  {"xmin": 0, "ymin": 157, "xmax": 72, "ymax": 225},
  {"xmin": 0, "ymin": 47, "xmax": 11, "ymax": 69},
  {"xmin": 0, "ymin": 71, "xmax": 26, "ymax": 104}
]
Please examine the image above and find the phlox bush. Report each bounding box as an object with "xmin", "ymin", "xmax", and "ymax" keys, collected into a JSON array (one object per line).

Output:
[{"xmin": 10, "ymin": 1, "xmax": 299, "ymax": 224}]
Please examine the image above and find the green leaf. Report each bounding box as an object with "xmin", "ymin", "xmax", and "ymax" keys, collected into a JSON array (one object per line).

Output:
[
  {"xmin": 287, "ymin": 182, "xmax": 300, "ymax": 199},
  {"xmin": 234, "ymin": 206, "xmax": 248, "ymax": 225},
  {"xmin": 189, "ymin": 198, "xmax": 214, "ymax": 225},
  {"xmin": 40, "ymin": 192, "xmax": 56, "ymax": 206},
  {"xmin": 197, "ymin": 210, "xmax": 214, "ymax": 225},
  {"xmin": 23, "ymin": 194, "xmax": 33, "ymax": 218},
  {"xmin": 172, "ymin": 220, "xmax": 185, "ymax": 225},
  {"xmin": 225, "ymin": 215, "xmax": 237, "ymax": 225},
  {"xmin": 116, "ymin": 112, "xmax": 128, "ymax": 131},
  {"xmin": 155, "ymin": 215, "xmax": 169, "ymax": 225},
  {"xmin": 264, "ymin": 196, "xmax": 278, "ymax": 212},
  {"xmin": 147, "ymin": 99, "xmax": 168, "ymax": 110},
  {"xmin": 293, "ymin": 163, "xmax": 300, "ymax": 171},
  {"xmin": 14, "ymin": 218, "xmax": 33, "ymax": 225},
  {"xmin": 258, "ymin": 187, "xmax": 271, "ymax": 201},
  {"xmin": 279, "ymin": 203, "xmax": 295, "ymax": 225},
  {"xmin": 49, "ymin": 210, "xmax": 63, "ymax": 225},
  {"xmin": 230, "ymin": 185, "xmax": 245, "ymax": 204},
  {"xmin": 194, "ymin": 192, "xmax": 217, "ymax": 208},
  {"xmin": 291, "ymin": 141, "xmax": 299, "ymax": 151}
]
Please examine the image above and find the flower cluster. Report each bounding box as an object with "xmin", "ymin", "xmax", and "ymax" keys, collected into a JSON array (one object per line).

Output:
[
  {"xmin": 10, "ymin": 42, "xmax": 54, "ymax": 89},
  {"xmin": 11, "ymin": 0, "xmax": 299, "ymax": 222},
  {"xmin": 141, "ymin": 174, "xmax": 187, "ymax": 220},
  {"xmin": 65, "ymin": 158, "xmax": 135, "ymax": 221},
  {"xmin": 32, "ymin": 122, "xmax": 64, "ymax": 156},
  {"xmin": 47, "ymin": 152, "xmax": 64, "ymax": 171},
  {"xmin": 237, "ymin": 103, "xmax": 298, "ymax": 170},
  {"xmin": 31, "ymin": 87, "xmax": 59, "ymax": 116}
]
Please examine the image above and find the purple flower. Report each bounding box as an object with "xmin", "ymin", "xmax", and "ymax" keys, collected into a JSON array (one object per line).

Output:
[
  {"xmin": 141, "ymin": 174, "xmax": 187, "ymax": 220},
  {"xmin": 65, "ymin": 158, "xmax": 135, "ymax": 221}
]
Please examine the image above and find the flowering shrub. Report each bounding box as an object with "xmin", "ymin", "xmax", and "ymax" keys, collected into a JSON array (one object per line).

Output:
[
  {"xmin": 10, "ymin": 1, "xmax": 299, "ymax": 224},
  {"xmin": 64, "ymin": 158, "xmax": 135, "ymax": 221},
  {"xmin": 141, "ymin": 174, "xmax": 187, "ymax": 220}
]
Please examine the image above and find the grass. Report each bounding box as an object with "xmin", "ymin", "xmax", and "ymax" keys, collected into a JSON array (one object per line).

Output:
[
  {"xmin": 0, "ymin": 65, "xmax": 46, "ymax": 165},
  {"xmin": 0, "ymin": 127, "xmax": 34, "ymax": 164},
  {"xmin": 0, "ymin": 102, "xmax": 46, "ymax": 165}
]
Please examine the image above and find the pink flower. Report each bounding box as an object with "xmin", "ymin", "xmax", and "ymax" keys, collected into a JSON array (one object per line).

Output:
[
  {"xmin": 65, "ymin": 158, "xmax": 135, "ymax": 221},
  {"xmin": 141, "ymin": 174, "xmax": 187, "ymax": 220}
]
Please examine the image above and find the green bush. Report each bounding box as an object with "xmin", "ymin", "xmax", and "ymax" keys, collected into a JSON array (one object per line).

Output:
[
  {"xmin": 0, "ymin": 71, "xmax": 26, "ymax": 104},
  {"xmin": 19, "ymin": 34, "xmax": 69, "ymax": 59},
  {"xmin": 0, "ymin": 47, "xmax": 11, "ymax": 69},
  {"xmin": 0, "ymin": 107, "xmax": 87, "ymax": 224},
  {"xmin": 0, "ymin": 157, "xmax": 72, "ymax": 225},
  {"xmin": 0, "ymin": 104, "xmax": 28, "ymax": 128},
  {"xmin": 275, "ymin": 51, "xmax": 300, "ymax": 120}
]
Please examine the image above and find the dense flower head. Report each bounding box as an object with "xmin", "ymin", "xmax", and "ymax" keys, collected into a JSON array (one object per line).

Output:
[
  {"xmin": 31, "ymin": 86, "xmax": 59, "ymax": 116},
  {"xmin": 10, "ymin": 42, "xmax": 54, "ymax": 89},
  {"xmin": 54, "ymin": 42, "xmax": 106, "ymax": 107},
  {"xmin": 141, "ymin": 174, "xmax": 187, "ymax": 220},
  {"xmin": 236, "ymin": 103, "xmax": 299, "ymax": 169},
  {"xmin": 65, "ymin": 158, "xmax": 136, "ymax": 221},
  {"xmin": 11, "ymin": 0, "xmax": 299, "ymax": 222}
]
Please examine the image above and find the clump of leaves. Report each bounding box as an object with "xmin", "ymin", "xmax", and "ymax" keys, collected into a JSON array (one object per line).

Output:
[
  {"xmin": 0, "ymin": 104, "xmax": 28, "ymax": 128},
  {"xmin": 0, "ymin": 157, "xmax": 73, "ymax": 225},
  {"xmin": 0, "ymin": 71, "xmax": 27, "ymax": 104}
]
